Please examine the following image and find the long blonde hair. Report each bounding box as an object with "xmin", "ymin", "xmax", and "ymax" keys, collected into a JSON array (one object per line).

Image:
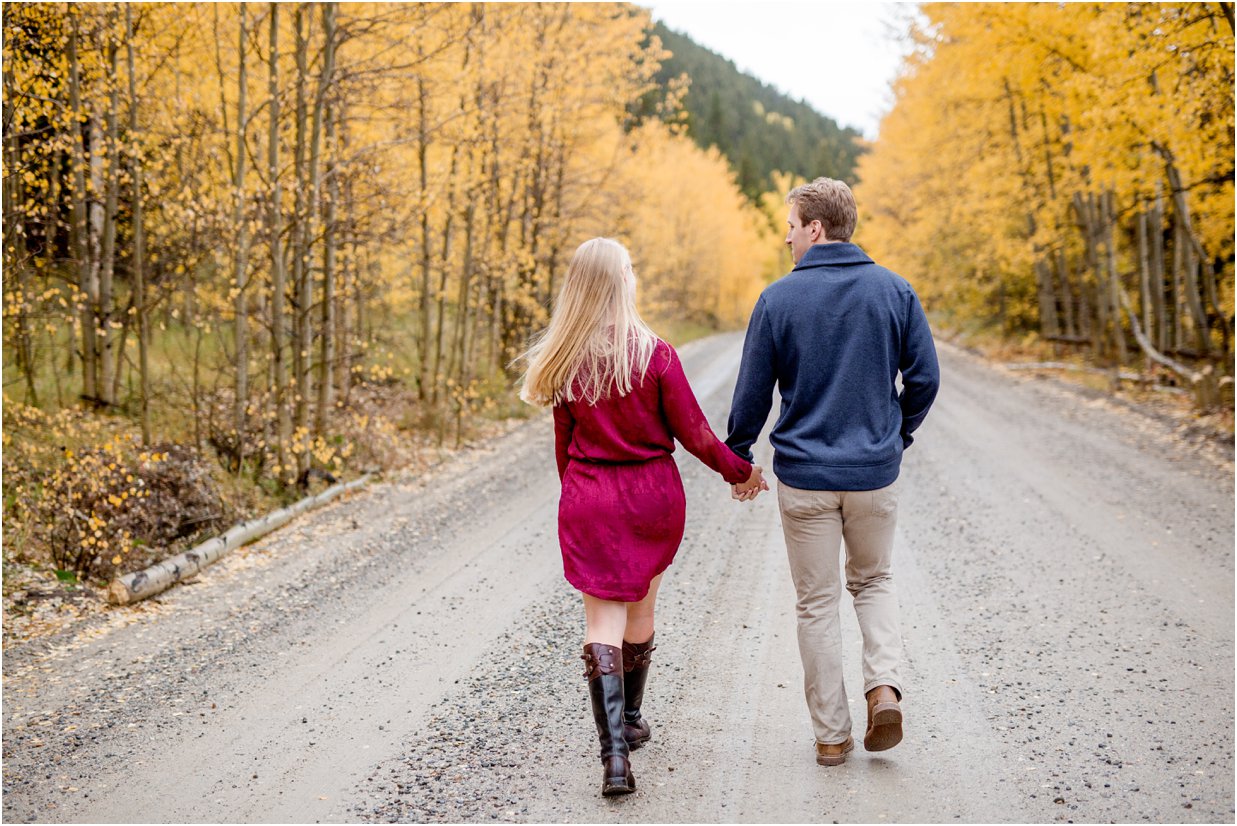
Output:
[{"xmin": 519, "ymin": 238, "xmax": 658, "ymax": 407}]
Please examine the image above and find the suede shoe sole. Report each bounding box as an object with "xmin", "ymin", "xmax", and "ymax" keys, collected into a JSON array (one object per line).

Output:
[
  {"xmin": 815, "ymin": 736, "xmax": 855, "ymax": 767},
  {"xmin": 864, "ymin": 703, "xmax": 903, "ymax": 752}
]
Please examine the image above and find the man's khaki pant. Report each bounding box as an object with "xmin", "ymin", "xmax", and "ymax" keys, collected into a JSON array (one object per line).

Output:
[{"xmin": 777, "ymin": 480, "xmax": 903, "ymax": 746}]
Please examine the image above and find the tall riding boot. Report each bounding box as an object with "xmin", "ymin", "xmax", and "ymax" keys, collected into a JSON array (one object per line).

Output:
[
  {"xmin": 621, "ymin": 635, "xmax": 656, "ymax": 748},
  {"xmin": 581, "ymin": 642, "xmax": 635, "ymax": 796}
]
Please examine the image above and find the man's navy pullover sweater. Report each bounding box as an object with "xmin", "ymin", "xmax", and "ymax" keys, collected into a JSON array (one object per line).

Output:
[{"xmin": 725, "ymin": 242, "xmax": 940, "ymax": 491}]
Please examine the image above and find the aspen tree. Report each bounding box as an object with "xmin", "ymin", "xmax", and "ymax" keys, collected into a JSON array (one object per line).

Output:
[
  {"xmin": 125, "ymin": 4, "xmax": 150, "ymax": 444},
  {"xmin": 232, "ymin": 2, "xmax": 250, "ymax": 468}
]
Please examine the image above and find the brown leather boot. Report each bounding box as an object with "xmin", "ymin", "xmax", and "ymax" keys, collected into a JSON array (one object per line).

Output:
[
  {"xmin": 582, "ymin": 643, "xmax": 635, "ymax": 796},
  {"xmin": 863, "ymin": 685, "xmax": 903, "ymax": 752},
  {"xmin": 621, "ymin": 635, "xmax": 655, "ymax": 749},
  {"xmin": 815, "ymin": 736, "xmax": 855, "ymax": 766}
]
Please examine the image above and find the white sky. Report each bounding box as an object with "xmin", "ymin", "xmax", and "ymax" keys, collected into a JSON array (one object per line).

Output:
[{"xmin": 641, "ymin": 2, "xmax": 919, "ymax": 139}]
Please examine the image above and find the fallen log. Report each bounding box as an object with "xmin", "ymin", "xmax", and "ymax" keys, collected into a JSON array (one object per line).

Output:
[
  {"xmin": 107, "ymin": 474, "xmax": 372, "ymax": 606},
  {"xmin": 1002, "ymin": 361, "xmax": 1148, "ymax": 383}
]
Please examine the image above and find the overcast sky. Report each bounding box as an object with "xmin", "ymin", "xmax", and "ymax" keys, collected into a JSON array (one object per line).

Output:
[{"xmin": 641, "ymin": 1, "xmax": 918, "ymax": 139}]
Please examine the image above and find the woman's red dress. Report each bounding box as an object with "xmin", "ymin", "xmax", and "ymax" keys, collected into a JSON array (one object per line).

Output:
[{"xmin": 553, "ymin": 340, "xmax": 752, "ymax": 601}]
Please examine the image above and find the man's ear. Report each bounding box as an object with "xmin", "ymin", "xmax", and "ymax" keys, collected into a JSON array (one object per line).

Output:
[{"xmin": 811, "ymin": 220, "xmax": 824, "ymax": 241}]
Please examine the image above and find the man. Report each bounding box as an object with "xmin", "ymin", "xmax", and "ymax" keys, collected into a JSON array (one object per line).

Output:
[{"xmin": 727, "ymin": 177, "xmax": 939, "ymax": 766}]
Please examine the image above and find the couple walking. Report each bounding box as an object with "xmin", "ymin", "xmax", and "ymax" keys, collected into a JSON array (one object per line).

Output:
[{"xmin": 518, "ymin": 178, "xmax": 940, "ymax": 795}]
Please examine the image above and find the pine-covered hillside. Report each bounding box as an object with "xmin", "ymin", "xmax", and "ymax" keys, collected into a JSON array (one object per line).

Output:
[{"xmin": 639, "ymin": 21, "xmax": 864, "ymax": 199}]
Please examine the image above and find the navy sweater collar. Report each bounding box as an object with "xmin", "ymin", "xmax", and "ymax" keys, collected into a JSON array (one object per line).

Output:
[{"xmin": 792, "ymin": 242, "xmax": 874, "ymax": 271}]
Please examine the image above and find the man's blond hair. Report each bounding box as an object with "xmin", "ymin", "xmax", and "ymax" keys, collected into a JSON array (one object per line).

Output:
[{"xmin": 786, "ymin": 177, "xmax": 857, "ymax": 242}]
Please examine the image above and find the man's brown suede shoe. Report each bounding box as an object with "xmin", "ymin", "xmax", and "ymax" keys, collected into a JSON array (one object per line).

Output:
[
  {"xmin": 864, "ymin": 685, "xmax": 903, "ymax": 751},
  {"xmin": 815, "ymin": 736, "xmax": 855, "ymax": 766}
]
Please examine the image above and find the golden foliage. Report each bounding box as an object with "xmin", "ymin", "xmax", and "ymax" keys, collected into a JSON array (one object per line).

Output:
[
  {"xmin": 3, "ymin": 3, "xmax": 781, "ymax": 576},
  {"xmin": 857, "ymin": 2, "xmax": 1234, "ymax": 370}
]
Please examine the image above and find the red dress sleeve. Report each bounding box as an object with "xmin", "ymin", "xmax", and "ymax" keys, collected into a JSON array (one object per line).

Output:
[
  {"xmin": 552, "ymin": 402, "xmax": 574, "ymax": 482},
  {"xmin": 658, "ymin": 344, "xmax": 753, "ymax": 485}
]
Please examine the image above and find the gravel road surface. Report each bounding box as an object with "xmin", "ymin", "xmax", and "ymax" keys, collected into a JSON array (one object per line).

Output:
[{"xmin": 3, "ymin": 332, "xmax": 1233, "ymax": 823}]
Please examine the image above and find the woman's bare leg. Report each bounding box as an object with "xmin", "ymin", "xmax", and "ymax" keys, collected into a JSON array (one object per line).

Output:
[
  {"xmin": 582, "ymin": 594, "xmax": 628, "ymax": 648},
  {"xmin": 624, "ymin": 573, "xmax": 662, "ymax": 644}
]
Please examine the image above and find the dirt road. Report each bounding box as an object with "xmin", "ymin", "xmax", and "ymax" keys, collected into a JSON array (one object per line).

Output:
[{"xmin": 3, "ymin": 333, "xmax": 1233, "ymax": 823}]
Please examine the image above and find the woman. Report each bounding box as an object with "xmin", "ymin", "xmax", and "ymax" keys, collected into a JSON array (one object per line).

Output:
[{"xmin": 519, "ymin": 238, "xmax": 767, "ymax": 797}]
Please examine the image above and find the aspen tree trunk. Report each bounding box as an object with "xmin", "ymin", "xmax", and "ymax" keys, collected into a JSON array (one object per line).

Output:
[
  {"xmin": 338, "ymin": 125, "xmax": 354, "ymax": 406},
  {"xmin": 465, "ymin": 263, "xmax": 484, "ymax": 377},
  {"xmin": 313, "ymin": 2, "xmax": 337, "ymax": 434},
  {"xmin": 494, "ymin": 119, "xmax": 520, "ymax": 371},
  {"xmin": 1082, "ymin": 191, "xmax": 1121, "ymax": 360},
  {"xmin": 317, "ymin": 98, "xmax": 337, "ymax": 432},
  {"xmin": 1202, "ymin": 253, "xmax": 1229, "ymax": 364},
  {"xmin": 1101, "ymin": 191, "xmax": 1127, "ymax": 363},
  {"xmin": 489, "ymin": 285, "xmax": 503, "ymax": 374},
  {"xmin": 465, "ymin": 164, "xmax": 494, "ymax": 385},
  {"xmin": 51, "ymin": 150, "xmax": 73, "ymax": 397},
  {"xmin": 3, "ymin": 65, "xmax": 38, "ymax": 405},
  {"xmin": 268, "ymin": 3, "xmax": 290, "ymax": 480},
  {"xmin": 1150, "ymin": 184, "xmax": 1168, "ymax": 354},
  {"xmin": 68, "ymin": 18, "xmax": 98, "ymax": 405},
  {"xmin": 192, "ymin": 321, "xmax": 204, "ymax": 450},
  {"xmin": 450, "ymin": 199, "xmax": 476, "ymax": 391},
  {"xmin": 1037, "ymin": 105, "xmax": 1074, "ymax": 338},
  {"xmin": 1085, "ymin": 194, "xmax": 1108, "ymax": 358},
  {"xmin": 49, "ymin": 325, "xmax": 65, "ymax": 407},
  {"xmin": 293, "ymin": 4, "xmax": 312, "ymax": 473},
  {"xmin": 124, "ymin": 6, "xmax": 150, "ymax": 443},
  {"xmin": 431, "ymin": 145, "xmax": 461, "ymax": 410},
  {"xmin": 1034, "ymin": 260, "xmax": 1060, "ymax": 338},
  {"xmin": 110, "ymin": 293, "xmax": 134, "ymax": 407},
  {"xmin": 1055, "ymin": 250, "xmax": 1078, "ymax": 339},
  {"xmin": 457, "ymin": 4, "xmax": 488, "ymax": 389},
  {"xmin": 416, "ymin": 53, "xmax": 433, "ymax": 403},
  {"xmin": 364, "ymin": 256, "xmax": 379, "ymax": 347},
  {"xmin": 509, "ymin": 24, "xmax": 550, "ymax": 353},
  {"xmin": 440, "ymin": 41, "xmax": 475, "ymax": 396},
  {"xmin": 1170, "ymin": 221, "xmax": 1185, "ymax": 353},
  {"xmin": 1181, "ymin": 233, "xmax": 1209, "ymax": 355},
  {"xmin": 233, "ymin": 3, "xmax": 251, "ymax": 469},
  {"xmin": 1163, "ymin": 154, "xmax": 1228, "ymax": 356},
  {"xmin": 1137, "ymin": 209, "xmax": 1153, "ymax": 372},
  {"xmin": 1076, "ymin": 252, "xmax": 1092, "ymax": 342},
  {"xmin": 446, "ymin": 157, "xmax": 476, "ymax": 391},
  {"xmin": 98, "ymin": 24, "xmax": 121, "ymax": 407},
  {"xmin": 1074, "ymin": 193, "xmax": 1103, "ymax": 356},
  {"xmin": 546, "ymin": 139, "xmax": 566, "ymax": 305},
  {"xmin": 87, "ymin": 114, "xmax": 107, "ymax": 379}
]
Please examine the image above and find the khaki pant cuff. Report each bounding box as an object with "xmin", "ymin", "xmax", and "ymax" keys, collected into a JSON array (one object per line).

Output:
[{"xmin": 864, "ymin": 679, "xmax": 902, "ymax": 701}]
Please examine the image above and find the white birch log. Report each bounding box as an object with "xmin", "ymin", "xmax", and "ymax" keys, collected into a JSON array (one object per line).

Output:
[
  {"xmin": 1002, "ymin": 361, "xmax": 1147, "ymax": 383},
  {"xmin": 107, "ymin": 474, "xmax": 371, "ymax": 605}
]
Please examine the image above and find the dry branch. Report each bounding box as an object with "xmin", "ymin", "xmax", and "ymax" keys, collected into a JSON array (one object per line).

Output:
[{"xmin": 1119, "ymin": 290, "xmax": 1224, "ymax": 408}]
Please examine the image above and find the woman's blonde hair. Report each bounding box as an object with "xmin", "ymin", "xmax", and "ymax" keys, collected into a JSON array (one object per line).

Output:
[{"xmin": 519, "ymin": 237, "xmax": 658, "ymax": 407}]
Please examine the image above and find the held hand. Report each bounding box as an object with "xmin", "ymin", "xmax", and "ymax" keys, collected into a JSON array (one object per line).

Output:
[{"xmin": 731, "ymin": 465, "xmax": 770, "ymax": 502}]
